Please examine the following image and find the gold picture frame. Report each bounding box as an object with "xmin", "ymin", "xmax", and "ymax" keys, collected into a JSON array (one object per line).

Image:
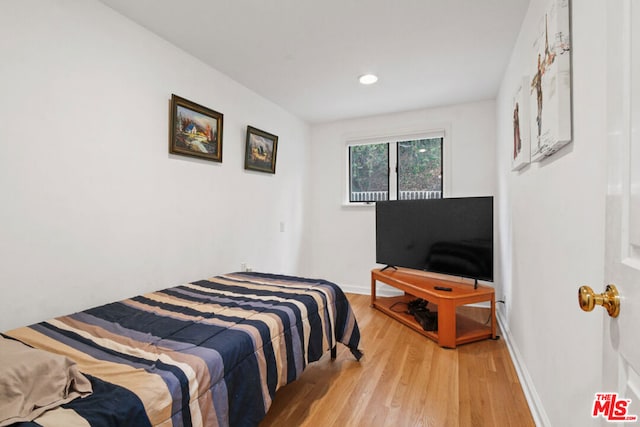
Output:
[
  {"xmin": 244, "ymin": 126, "xmax": 278, "ymax": 174},
  {"xmin": 169, "ymin": 94, "xmax": 223, "ymax": 162}
]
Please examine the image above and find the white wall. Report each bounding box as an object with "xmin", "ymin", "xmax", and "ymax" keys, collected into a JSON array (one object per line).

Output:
[
  {"xmin": 0, "ymin": 0, "xmax": 310, "ymax": 331},
  {"xmin": 496, "ymin": 0, "xmax": 606, "ymax": 425},
  {"xmin": 303, "ymin": 101, "xmax": 497, "ymax": 292}
]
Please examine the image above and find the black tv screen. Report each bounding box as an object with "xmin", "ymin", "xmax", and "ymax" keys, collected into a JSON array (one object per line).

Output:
[{"xmin": 376, "ymin": 196, "xmax": 493, "ymax": 282}]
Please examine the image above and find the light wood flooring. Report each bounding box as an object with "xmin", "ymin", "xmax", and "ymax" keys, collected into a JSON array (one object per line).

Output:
[{"xmin": 260, "ymin": 293, "xmax": 534, "ymax": 427}]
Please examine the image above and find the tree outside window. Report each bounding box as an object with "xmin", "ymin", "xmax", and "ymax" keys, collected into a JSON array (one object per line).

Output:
[{"xmin": 349, "ymin": 143, "xmax": 389, "ymax": 202}]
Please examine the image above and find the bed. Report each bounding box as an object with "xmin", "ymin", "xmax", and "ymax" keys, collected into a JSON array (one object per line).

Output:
[{"xmin": 0, "ymin": 272, "xmax": 362, "ymax": 427}]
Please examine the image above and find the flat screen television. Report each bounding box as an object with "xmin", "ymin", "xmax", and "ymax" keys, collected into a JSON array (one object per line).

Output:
[{"xmin": 375, "ymin": 196, "xmax": 493, "ymax": 282}]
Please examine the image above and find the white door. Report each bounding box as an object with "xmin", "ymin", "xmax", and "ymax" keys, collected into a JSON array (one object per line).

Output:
[{"xmin": 598, "ymin": 0, "xmax": 640, "ymax": 423}]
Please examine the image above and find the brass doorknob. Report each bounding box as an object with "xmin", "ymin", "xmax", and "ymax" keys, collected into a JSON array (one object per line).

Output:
[{"xmin": 578, "ymin": 284, "xmax": 620, "ymax": 318}]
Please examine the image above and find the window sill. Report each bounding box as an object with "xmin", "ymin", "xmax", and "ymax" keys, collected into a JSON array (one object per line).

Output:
[{"xmin": 341, "ymin": 201, "xmax": 377, "ymax": 208}]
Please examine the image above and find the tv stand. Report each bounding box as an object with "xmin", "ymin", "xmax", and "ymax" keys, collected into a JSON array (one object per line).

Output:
[{"xmin": 371, "ymin": 268, "xmax": 496, "ymax": 348}]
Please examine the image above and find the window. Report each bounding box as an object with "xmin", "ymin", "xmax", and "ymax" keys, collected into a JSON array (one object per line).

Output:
[
  {"xmin": 348, "ymin": 136, "xmax": 443, "ymax": 203},
  {"xmin": 397, "ymin": 138, "xmax": 442, "ymax": 200},
  {"xmin": 349, "ymin": 143, "xmax": 389, "ymax": 202}
]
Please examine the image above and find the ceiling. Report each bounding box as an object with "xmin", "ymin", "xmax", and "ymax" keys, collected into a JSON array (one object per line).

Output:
[{"xmin": 98, "ymin": 0, "xmax": 530, "ymax": 124}]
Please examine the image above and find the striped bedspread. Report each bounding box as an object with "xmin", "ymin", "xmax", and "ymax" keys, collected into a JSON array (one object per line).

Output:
[{"xmin": 3, "ymin": 272, "xmax": 362, "ymax": 427}]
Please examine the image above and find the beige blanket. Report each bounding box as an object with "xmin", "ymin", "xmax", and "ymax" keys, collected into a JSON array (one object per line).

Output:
[{"xmin": 0, "ymin": 336, "xmax": 92, "ymax": 426}]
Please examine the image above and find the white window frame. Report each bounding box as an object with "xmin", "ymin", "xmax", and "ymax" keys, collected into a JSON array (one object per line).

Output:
[{"xmin": 343, "ymin": 126, "xmax": 451, "ymax": 206}]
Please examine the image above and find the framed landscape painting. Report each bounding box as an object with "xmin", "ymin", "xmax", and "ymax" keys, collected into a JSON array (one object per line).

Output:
[
  {"xmin": 245, "ymin": 126, "xmax": 278, "ymax": 174},
  {"xmin": 170, "ymin": 94, "xmax": 223, "ymax": 162}
]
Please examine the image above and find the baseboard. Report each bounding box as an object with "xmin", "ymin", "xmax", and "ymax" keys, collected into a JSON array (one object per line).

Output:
[
  {"xmin": 340, "ymin": 283, "xmax": 402, "ymax": 297},
  {"xmin": 496, "ymin": 311, "xmax": 551, "ymax": 427}
]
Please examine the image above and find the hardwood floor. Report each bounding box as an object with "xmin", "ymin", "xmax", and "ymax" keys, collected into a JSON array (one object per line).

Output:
[{"xmin": 260, "ymin": 293, "xmax": 534, "ymax": 427}]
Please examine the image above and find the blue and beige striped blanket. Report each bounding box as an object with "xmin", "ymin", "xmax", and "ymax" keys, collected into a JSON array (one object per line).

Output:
[{"xmin": 4, "ymin": 272, "xmax": 362, "ymax": 427}]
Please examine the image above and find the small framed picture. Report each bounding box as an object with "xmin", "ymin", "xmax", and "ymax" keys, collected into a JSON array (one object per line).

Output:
[
  {"xmin": 244, "ymin": 126, "xmax": 278, "ymax": 174},
  {"xmin": 169, "ymin": 94, "xmax": 223, "ymax": 162}
]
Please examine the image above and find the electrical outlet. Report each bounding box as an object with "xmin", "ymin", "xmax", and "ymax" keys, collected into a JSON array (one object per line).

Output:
[{"xmin": 240, "ymin": 263, "xmax": 247, "ymax": 272}]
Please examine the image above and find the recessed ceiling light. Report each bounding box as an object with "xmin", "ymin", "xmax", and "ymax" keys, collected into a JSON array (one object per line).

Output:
[{"xmin": 359, "ymin": 74, "xmax": 378, "ymax": 85}]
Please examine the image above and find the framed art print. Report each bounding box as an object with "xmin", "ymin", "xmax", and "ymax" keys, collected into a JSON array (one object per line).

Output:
[
  {"xmin": 512, "ymin": 76, "xmax": 531, "ymax": 171},
  {"xmin": 529, "ymin": 0, "xmax": 572, "ymax": 160},
  {"xmin": 170, "ymin": 94, "xmax": 223, "ymax": 162},
  {"xmin": 245, "ymin": 126, "xmax": 278, "ymax": 174}
]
